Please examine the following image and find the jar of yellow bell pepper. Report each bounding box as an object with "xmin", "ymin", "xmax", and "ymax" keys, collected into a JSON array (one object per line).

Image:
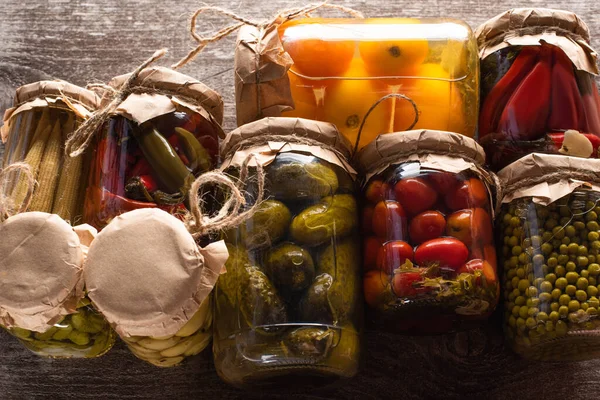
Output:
[{"xmin": 276, "ymin": 18, "xmax": 479, "ymax": 151}]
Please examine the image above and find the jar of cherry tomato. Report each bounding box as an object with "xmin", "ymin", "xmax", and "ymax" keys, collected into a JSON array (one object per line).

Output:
[
  {"xmin": 477, "ymin": 8, "xmax": 600, "ymax": 171},
  {"xmin": 498, "ymin": 153, "xmax": 600, "ymax": 360},
  {"xmin": 214, "ymin": 117, "xmax": 362, "ymax": 390},
  {"xmin": 275, "ymin": 18, "xmax": 479, "ymax": 151},
  {"xmin": 83, "ymin": 67, "xmax": 224, "ymax": 229},
  {"xmin": 357, "ymin": 130, "xmax": 499, "ymax": 333}
]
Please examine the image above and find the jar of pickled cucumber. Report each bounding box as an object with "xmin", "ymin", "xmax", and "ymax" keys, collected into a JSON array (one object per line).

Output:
[
  {"xmin": 84, "ymin": 208, "xmax": 228, "ymax": 367},
  {"xmin": 498, "ymin": 153, "xmax": 600, "ymax": 360},
  {"xmin": 214, "ymin": 117, "xmax": 362, "ymax": 389},
  {"xmin": 477, "ymin": 8, "xmax": 600, "ymax": 171},
  {"xmin": 357, "ymin": 130, "xmax": 500, "ymax": 333},
  {"xmin": 1, "ymin": 80, "xmax": 100, "ymax": 223},
  {"xmin": 83, "ymin": 67, "xmax": 224, "ymax": 229},
  {"xmin": 273, "ymin": 18, "xmax": 479, "ymax": 150},
  {"xmin": 0, "ymin": 212, "xmax": 115, "ymax": 358}
]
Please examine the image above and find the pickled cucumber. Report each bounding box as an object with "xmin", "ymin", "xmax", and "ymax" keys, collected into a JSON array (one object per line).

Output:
[
  {"xmin": 290, "ymin": 196, "xmax": 356, "ymax": 246},
  {"xmin": 240, "ymin": 266, "xmax": 288, "ymax": 328},
  {"xmin": 232, "ymin": 200, "xmax": 291, "ymax": 250},
  {"xmin": 264, "ymin": 243, "xmax": 315, "ymax": 295},
  {"xmin": 267, "ymin": 158, "xmax": 338, "ymax": 200}
]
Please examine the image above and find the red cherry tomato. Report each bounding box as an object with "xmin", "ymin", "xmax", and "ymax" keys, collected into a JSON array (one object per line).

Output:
[
  {"xmin": 362, "ymin": 205, "xmax": 374, "ymax": 234},
  {"xmin": 457, "ymin": 259, "xmax": 497, "ymax": 285},
  {"xmin": 445, "ymin": 178, "xmax": 488, "ymax": 211},
  {"xmin": 376, "ymin": 240, "xmax": 414, "ymax": 274},
  {"xmin": 365, "ymin": 180, "xmax": 391, "ymax": 204},
  {"xmin": 408, "ymin": 210, "xmax": 446, "ymax": 244},
  {"xmin": 363, "ymin": 236, "xmax": 384, "ymax": 271},
  {"xmin": 394, "ymin": 178, "xmax": 438, "ymax": 215},
  {"xmin": 372, "ymin": 200, "xmax": 408, "ymax": 240},
  {"xmin": 392, "ymin": 271, "xmax": 423, "ymax": 298},
  {"xmin": 414, "ymin": 237, "xmax": 469, "ymax": 270},
  {"xmin": 364, "ymin": 270, "xmax": 392, "ymax": 307},
  {"xmin": 446, "ymin": 208, "xmax": 493, "ymax": 247},
  {"xmin": 428, "ymin": 172, "xmax": 460, "ymax": 194}
]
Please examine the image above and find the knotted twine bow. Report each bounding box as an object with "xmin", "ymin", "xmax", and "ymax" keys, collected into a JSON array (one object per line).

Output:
[
  {"xmin": 171, "ymin": 1, "xmax": 364, "ymax": 70},
  {"xmin": 0, "ymin": 163, "xmax": 36, "ymax": 223}
]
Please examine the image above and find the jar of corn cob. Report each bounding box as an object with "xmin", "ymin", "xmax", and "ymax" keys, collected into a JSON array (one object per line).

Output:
[
  {"xmin": 1, "ymin": 81, "xmax": 99, "ymax": 223},
  {"xmin": 0, "ymin": 83, "xmax": 117, "ymax": 358}
]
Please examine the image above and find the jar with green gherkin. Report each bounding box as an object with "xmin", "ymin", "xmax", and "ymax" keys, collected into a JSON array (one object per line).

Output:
[
  {"xmin": 498, "ymin": 153, "xmax": 600, "ymax": 360},
  {"xmin": 214, "ymin": 117, "xmax": 362, "ymax": 390}
]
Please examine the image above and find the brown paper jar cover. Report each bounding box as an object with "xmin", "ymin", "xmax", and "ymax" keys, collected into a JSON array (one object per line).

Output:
[
  {"xmin": 498, "ymin": 153, "xmax": 600, "ymax": 205},
  {"xmin": 0, "ymin": 212, "xmax": 84, "ymax": 332},
  {"xmin": 108, "ymin": 66, "xmax": 225, "ymax": 128},
  {"xmin": 475, "ymin": 8, "xmax": 598, "ymax": 74},
  {"xmin": 83, "ymin": 208, "xmax": 228, "ymax": 338}
]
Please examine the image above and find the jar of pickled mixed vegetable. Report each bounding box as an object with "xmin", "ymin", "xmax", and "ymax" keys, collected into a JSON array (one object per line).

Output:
[
  {"xmin": 498, "ymin": 153, "xmax": 600, "ymax": 360},
  {"xmin": 357, "ymin": 130, "xmax": 499, "ymax": 333},
  {"xmin": 214, "ymin": 117, "xmax": 362, "ymax": 389},
  {"xmin": 274, "ymin": 18, "xmax": 479, "ymax": 150},
  {"xmin": 1, "ymin": 81, "xmax": 100, "ymax": 223},
  {"xmin": 84, "ymin": 208, "xmax": 228, "ymax": 367},
  {"xmin": 83, "ymin": 67, "xmax": 224, "ymax": 229},
  {"xmin": 477, "ymin": 8, "xmax": 600, "ymax": 171},
  {"xmin": 0, "ymin": 212, "xmax": 115, "ymax": 358}
]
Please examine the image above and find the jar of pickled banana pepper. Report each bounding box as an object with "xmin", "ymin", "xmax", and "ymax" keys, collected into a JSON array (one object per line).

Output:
[
  {"xmin": 84, "ymin": 208, "xmax": 228, "ymax": 367},
  {"xmin": 357, "ymin": 130, "xmax": 499, "ymax": 333},
  {"xmin": 498, "ymin": 153, "xmax": 600, "ymax": 361},
  {"xmin": 477, "ymin": 8, "xmax": 600, "ymax": 171},
  {"xmin": 272, "ymin": 18, "xmax": 479, "ymax": 150},
  {"xmin": 214, "ymin": 117, "xmax": 362, "ymax": 389},
  {"xmin": 1, "ymin": 81, "xmax": 100, "ymax": 223},
  {"xmin": 0, "ymin": 212, "xmax": 115, "ymax": 358},
  {"xmin": 83, "ymin": 67, "xmax": 224, "ymax": 229}
]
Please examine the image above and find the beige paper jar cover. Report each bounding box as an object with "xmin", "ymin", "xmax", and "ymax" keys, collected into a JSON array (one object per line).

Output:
[
  {"xmin": 498, "ymin": 153, "xmax": 600, "ymax": 205},
  {"xmin": 0, "ymin": 212, "xmax": 84, "ymax": 332},
  {"xmin": 107, "ymin": 66, "xmax": 225, "ymax": 133},
  {"xmin": 476, "ymin": 8, "xmax": 598, "ymax": 74},
  {"xmin": 83, "ymin": 208, "xmax": 228, "ymax": 339}
]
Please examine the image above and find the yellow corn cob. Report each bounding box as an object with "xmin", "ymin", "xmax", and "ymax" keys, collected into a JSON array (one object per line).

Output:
[
  {"xmin": 52, "ymin": 115, "xmax": 82, "ymax": 222},
  {"xmin": 11, "ymin": 124, "xmax": 52, "ymax": 208},
  {"xmin": 29, "ymin": 119, "xmax": 62, "ymax": 212},
  {"xmin": 32, "ymin": 108, "xmax": 51, "ymax": 142}
]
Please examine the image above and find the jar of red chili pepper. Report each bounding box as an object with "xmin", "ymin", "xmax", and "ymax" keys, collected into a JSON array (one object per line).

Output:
[
  {"xmin": 357, "ymin": 130, "xmax": 499, "ymax": 333},
  {"xmin": 83, "ymin": 67, "xmax": 224, "ymax": 229},
  {"xmin": 477, "ymin": 8, "xmax": 600, "ymax": 171}
]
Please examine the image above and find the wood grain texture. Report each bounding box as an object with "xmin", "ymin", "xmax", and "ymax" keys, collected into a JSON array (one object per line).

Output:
[{"xmin": 1, "ymin": 1, "xmax": 600, "ymax": 399}]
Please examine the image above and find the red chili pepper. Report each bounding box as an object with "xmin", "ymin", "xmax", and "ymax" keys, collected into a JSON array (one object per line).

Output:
[
  {"xmin": 129, "ymin": 157, "xmax": 153, "ymax": 178},
  {"xmin": 139, "ymin": 174, "xmax": 159, "ymax": 192},
  {"xmin": 547, "ymin": 132, "xmax": 600, "ymax": 157},
  {"xmin": 84, "ymin": 186, "xmax": 158, "ymax": 229},
  {"xmin": 548, "ymin": 46, "xmax": 583, "ymax": 133},
  {"xmin": 167, "ymin": 133, "xmax": 181, "ymax": 151}
]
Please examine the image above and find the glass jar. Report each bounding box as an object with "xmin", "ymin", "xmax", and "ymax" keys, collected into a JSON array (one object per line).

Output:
[
  {"xmin": 1, "ymin": 81, "xmax": 100, "ymax": 224},
  {"xmin": 0, "ymin": 213, "xmax": 115, "ymax": 358},
  {"xmin": 498, "ymin": 153, "xmax": 600, "ymax": 360},
  {"xmin": 476, "ymin": 8, "xmax": 600, "ymax": 171},
  {"xmin": 214, "ymin": 117, "xmax": 362, "ymax": 389},
  {"xmin": 83, "ymin": 67, "xmax": 224, "ymax": 229},
  {"xmin": 357, "ymin": 130, "xmax": 499, "ymax": 333},
  {"xmin": 277, "ymin": 18, "xmax": 479, "ymax": 150}
]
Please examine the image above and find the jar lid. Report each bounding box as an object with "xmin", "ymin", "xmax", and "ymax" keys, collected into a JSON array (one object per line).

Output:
[
  {"xmin": 498, "ymin": 153, "xmax": 600, "ymax": 204},
  {"xmin": 0, "ymin": 212, "xmax": 84, "ymax": 332},
  {"xmin": 221, "ymin": 117, "xmax": 353, "ymax": 161},
  {"xmin": 356, "ymin": 130, "xmax": 485, "ymax": 175},
  {"xmin": 108, "ymin": 66, "xmax": 224, "ymax": 125},
  {"xmin": 83, "ymin": 208, "xmax": 228, "ymax": 338},
  {"xmin": 11, "ymin": 80, "xmax": 101, "ymax": 111},
  {"xmin": 475, "ymin": 8, "xmax": 598, "ymax": 74}
]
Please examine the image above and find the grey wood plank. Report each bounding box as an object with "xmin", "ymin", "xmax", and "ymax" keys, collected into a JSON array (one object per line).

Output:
[{"xmin": 1, "ymin": 1, "xmax": 600, "ymax": 398}]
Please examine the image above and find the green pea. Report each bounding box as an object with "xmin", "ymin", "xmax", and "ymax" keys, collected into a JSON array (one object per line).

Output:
[
  {"xmin": 592, "ymin": 241, "xmax": 600, "ymax": 251},
  {"xmin": 589, "ymin": 231, "xmax": 600, "ymax": 242},
  {"xmin": 566, "ymin": 285, "xmax": 577, "ymax": 296},
  {"xmin": 512, "ymin": 246, "xmax": 523, "ymax": 256},
  {"xmin": 545, "ymin": 321, "xmax": 555, "ymax": 332},
  {"xmin": 578, "ymin": 257, "xmax": 590, "ymax": 267},
  {"xmin": 589, "ymin": 277, "xmax": 597, "ymax": 286},
  {"xmin": 558, "ymin": 254, "xmax": 569, "ymax": 264},
  {"xmin": 539, "ymin": 281, "xmax": 553, "ymax": 293},
  {"xmin": 545, "ymin": 219, "xmax": 558, "ymax": 229},
  {"xmin": 565, "ymin": 225, "xmax": 576, "ymax": 237},
  {"xmin": 541, "ymin": 243, "xmax": 553, "ymax": 255},
  {"xmin": 68, "ymin": 331, "xmax": 90, "ymax": 346},
  {"xmin": 547, "ymin": 257, "xmax": 558, "ymax": 268},
  {"xmin": 569, "ymin": 300, "xmax": 581, "ymax": 312},
  {"xmin": 515, "ymin": 296, "xmax": 526, "ymax": 306},
  {"xmin": 553, "ymin": 226, "xmax": 566, "ymax": 239},
  {"xmin": 512, "ymin": 305, "xmax": 521, "ymax": 317},
  {"xmin": 576, "ymin": 290, "xmax": 588, "ymax": 302},
  {"xmin": 559, "ymin": 244, "xmax": 569, "ymax": 255},
  {"xmin": 512, "ymin": 276, "xmax": 520, "ymax": 288},
  {"xmin": 587, "ymin": 286, "xmax": 599, "ymax": 297},
  {"xmin": 551, "ymin": 302, "xmax": 560, "ymax": 312},
  {"xmin": 528, "ymin": 307, "xmax": 540, "ymax": 317},
  {"xmin": 549, "ymin": 311, "xmax": 560, "ymax": 322},
  {"xmin": 588, "ymin": 297, "xmax": 600, "ymax": 309},
  {"xmin": 519, "ymin": 253, "xmax": 531, "ymax": 264},
  {"xmin": 581, "ymin": 302, "xmax": 589, "ymax": 311},
  {"xmin": 556, "ymin": 321, "xmax": 568, "ymax": 336},
  {"xmin": 516, "ymin": 317, "xmax": 526, "ymax": 330},
  {"xmin": 588, "ymin": 263, "xmax": 600, "ymax": 276},
  {"xmin": 566, "ymin": 261, "xmax": 577, "ymax": 272},
  {"xmin": 544, "ymin": 273, "xmax": 557, "ymax": 285},
  {"xmin": 559, "ymin": 294, "xmax": 571, "ymax": 306},
  {"xmin": 552, "ymin": 289, "xmax": 562, "ymax": 300},
  {"xmin": 555, "ymin": 277, "xmax": 568, "ymax": 289},
  {"xmin": 518, "ymin": 279, "xmax": 530, "ymax": 292},
  {"xmin": 563, "ymin": 237, "xmax": 572, "ymax": 245},
  {"xmin": 519, "ymin": 306, "xmax": 529, "ymax": 319},
  {"xmin": 516, "ymin": 268, "xmax": 525, "ymax": 278},
  {"xmin": 529, "ymin": 298, "xmax": 541, "ymax": 307},
  {"xmin": 590, "ymin": 256, "xmax": 597, "ymax": 264},
  {"xmin": 566, "ymin": 272, "xmax": 579, "ymax": 284},
  {"xmin": 568, "ymin": 243, "xmax": 580, "ymax": 254},
  {"xmin": 510, "ymin": 217, "xmax": 521, "ymax": 227},
  {"xmin": 539, "ymin": 292, "xmax": 552, "ymax": 303},
  {"xmin": 578, "ymin": 246, "xmax": 589, "ymax": 256},
  {"xmin": 503, "ymin": 213, "xmax": 513, "ymax": 224},
  {"xmin": 536, "ymin": 311, "xmax": 549, "ymax": 322},
  {"xmin": 526, "ymin": 317, "xmax": 537, "ymax": 329},
  {"xmin": 586, "ymin": 211, "xmax": 598, "ymax": 222},
  {"xmin": 574, "ymin": 221, "xmax": 586, "ymax": 230},
  {"xmin": 559, "ymin": 305, "xmax": 569, "ymax": 317},
  {"xmin": 508, "ymin": 315, "xmax": 517, "ymax": 328},
  {"xmin": 508, "ymin": 236, "xmax": 519, "ymax": 247},
  {"xmin": 581, "ymin": 269, "xmax": 590, "ymax": 279},
  {"xmin": 577, "ymin": 277, "xmax": 589, "ymax": 290},
  {"xmin": 512, "ymin": 288, "xmax": 520, "ymax": 298},
  {"xmin": 586, "ymin": 307, "xmax": 598, "ymax": 317}
]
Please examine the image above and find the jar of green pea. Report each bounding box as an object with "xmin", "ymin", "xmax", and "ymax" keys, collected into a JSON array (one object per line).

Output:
[{"xmin": 498, "ymin": 153, "xmax": 600, "ymax": 360}]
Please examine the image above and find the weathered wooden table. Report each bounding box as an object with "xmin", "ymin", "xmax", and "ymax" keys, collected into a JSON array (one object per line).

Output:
[{"xmin": 1, "ymin": 1, "xmax": 600, "ymax": 398}]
